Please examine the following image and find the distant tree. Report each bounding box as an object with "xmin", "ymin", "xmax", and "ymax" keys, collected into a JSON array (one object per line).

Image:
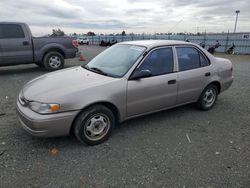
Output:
[
  {"xmin": 87, "ymin": 31, "xmax": 96, "ymax": 36},
  {"xmin": 73, "ymin": 33, "xmax": 77, "ymax": 36},
  {"xmin": 121, "ymin": 30, "xmax": 126, "ymax": 36},
  {"xmin": 129, "ymin": 32, "xmax": 134, "ymax": 36},
  {"xmin": 51, "ymin": 28, "xmax": 65, "ymax": 37}
]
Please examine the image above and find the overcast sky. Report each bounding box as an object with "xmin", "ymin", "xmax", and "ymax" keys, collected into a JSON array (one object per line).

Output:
[{"xmin": 0, "ymin": 0, "xmax": 249, "ymax": 36}]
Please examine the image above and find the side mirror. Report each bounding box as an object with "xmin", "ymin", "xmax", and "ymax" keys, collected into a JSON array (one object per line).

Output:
[{"xmin": 130, "ymin": 70, "xmax": 152, "ymax": 80}]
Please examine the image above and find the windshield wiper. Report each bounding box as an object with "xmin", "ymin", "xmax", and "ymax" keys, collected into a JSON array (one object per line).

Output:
[
  {"xmin": 82, "ymin": 64, "xmax": 90, "ymax": 70},
  {"xmin": 82, "ymin": 65, "xmax": 108, "ymax": 76},
  {"xmin": 89, "ymin": 67, "xmax": 108, "ymax": 76}
]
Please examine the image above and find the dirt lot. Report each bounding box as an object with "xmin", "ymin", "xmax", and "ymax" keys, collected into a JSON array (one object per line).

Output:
[{"xmin": 0, "ymin": 45, "xmax": 250, "ymax": 188}]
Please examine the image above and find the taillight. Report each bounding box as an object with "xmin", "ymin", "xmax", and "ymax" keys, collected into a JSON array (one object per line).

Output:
[{"xmin": 72, "ymin": 40, "xmax": 79, "ymax": 48}]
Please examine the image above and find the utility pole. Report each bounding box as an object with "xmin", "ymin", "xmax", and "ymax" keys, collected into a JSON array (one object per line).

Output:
[{"xmin": 234, "ymin": 10, "xmax": 240, "ymax": 33}]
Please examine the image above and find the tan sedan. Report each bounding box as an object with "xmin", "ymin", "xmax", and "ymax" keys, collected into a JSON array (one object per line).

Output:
[{"xmin": 17, "ymin": 40, "xmax": 233, "ymax": 145}]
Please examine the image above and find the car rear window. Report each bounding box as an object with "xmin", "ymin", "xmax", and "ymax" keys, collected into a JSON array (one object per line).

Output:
[{"xmin": 0, "ymin": 24, "xmax": 25, "ymax": 39}]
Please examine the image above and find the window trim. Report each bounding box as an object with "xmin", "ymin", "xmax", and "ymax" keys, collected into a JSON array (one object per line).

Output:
[
  {"xmin": 175, "ymin": 45, "xmax": 211, "ymax": 72},
  {"xmin": 0, "ymin": 24, "xmax": 25, "ymax": 39},
  {"xmin": 128, "ymin": 46, "xmax": 176, "ymax": 80}
]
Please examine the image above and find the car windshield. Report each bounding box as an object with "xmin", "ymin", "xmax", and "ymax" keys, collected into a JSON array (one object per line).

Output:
[{"xmin": 83, "ymin": 44, "xmax": 146, "ymax": 77}]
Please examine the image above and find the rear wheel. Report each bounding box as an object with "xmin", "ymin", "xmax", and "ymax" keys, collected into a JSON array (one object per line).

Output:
[
  {"xmin": 197, "ymin": 84, "xmax": 218, "ymax": 110},
  {"xmin": 74, "ymin": 105, "xmax": 115, "ymax": 145},
  {"xmin": 43, "ymin": 51, "xmax": 64, "ymax": 71}
]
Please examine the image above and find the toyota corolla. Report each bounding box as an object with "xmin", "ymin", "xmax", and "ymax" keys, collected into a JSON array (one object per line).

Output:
[{"xmin": 17, "ymin": 40, "xmax": 233, "ymax": 145}]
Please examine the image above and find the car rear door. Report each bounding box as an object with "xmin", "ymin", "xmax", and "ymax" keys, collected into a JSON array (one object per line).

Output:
[
  {"xmin": 127, "ymin": 47, "xmax": 178, "ymax": 117},
  {"xmin": 0, "ymin": 24, "xmax": 33, "ymax": 65},
  {"xmin": 175, "ymin": 46, "xmax": 211, "ymax": 105}
]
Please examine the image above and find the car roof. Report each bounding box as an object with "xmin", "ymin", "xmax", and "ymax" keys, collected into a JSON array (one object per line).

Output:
[{"xmin": 120, "ymin": 40, "xmax": 191, "ymax": 48}]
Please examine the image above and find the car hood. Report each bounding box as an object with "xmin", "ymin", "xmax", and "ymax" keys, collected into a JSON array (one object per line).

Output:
[{"xmin": 22, "ymin": 66, "xmax": 117, "ymax": 103}]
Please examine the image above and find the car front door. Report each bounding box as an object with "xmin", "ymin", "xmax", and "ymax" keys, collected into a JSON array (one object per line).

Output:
[
  {"xmin": 0, "ymin": 24, "xmax": 33, "ymax": 65},
  {"xmin": 175, "ymin": 46, "xmax": 211, "ymax": 105},
  {"xmin": 127, "ymin": 47, "xmax": 178, "ymax": 117}
]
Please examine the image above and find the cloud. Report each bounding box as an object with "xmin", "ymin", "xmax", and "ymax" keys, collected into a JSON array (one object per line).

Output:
[{"xmin": 0, "ymin": 0, "xmax": 249, "ymax": 35}]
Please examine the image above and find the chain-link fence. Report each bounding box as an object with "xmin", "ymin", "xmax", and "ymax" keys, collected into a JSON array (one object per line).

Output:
[{"xmin": 83, "ymin": 32, "xmax": 250, "ymax": 54}]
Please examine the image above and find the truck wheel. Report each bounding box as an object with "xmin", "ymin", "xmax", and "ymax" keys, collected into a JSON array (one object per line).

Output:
[
  {"xmin": 43, "ymin": 51, "xmax": 64, "ymax": 71},
  {"xmin": 73, "ymin": 105, "xmax": 115, "ymax": 145},
  {"xmin": 87, "ymin": 42, "xmax": 89, "ymax": 45}
]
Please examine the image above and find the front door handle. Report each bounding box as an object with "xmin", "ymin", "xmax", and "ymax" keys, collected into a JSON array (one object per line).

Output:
[
  {"xmin": 168, "ymin": 79, "xmax": 176, "ymax": 85},
  {"xmin": 205, "ymin": 72, "xmax": 211, "ymax": 77},
  {"xmin": 23, "ymin": 41, "xmax": 30, "ymax": 46}
]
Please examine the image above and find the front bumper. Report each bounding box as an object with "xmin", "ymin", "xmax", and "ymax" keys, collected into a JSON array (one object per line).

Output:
[{"xmin": 16, "ymin": 99, "xmax": 79, "ymax": 138}]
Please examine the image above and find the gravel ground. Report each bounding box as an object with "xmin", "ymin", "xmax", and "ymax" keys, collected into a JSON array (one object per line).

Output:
[{"xmin": 0, "ymin": 45, "xmax": 250, "ymax": 188}]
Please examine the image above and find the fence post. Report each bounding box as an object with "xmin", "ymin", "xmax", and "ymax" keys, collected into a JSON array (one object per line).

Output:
[
  {"xmin": 225, "ymin": 30, "xmax": 230, "ymax": 53},
  {"xmin": 204, "ymin": 31, "xmax": 207, "ymax": 48},
  {"xmin": 92, "ymin": 36, "xmax": 94, "ymax": 44}
]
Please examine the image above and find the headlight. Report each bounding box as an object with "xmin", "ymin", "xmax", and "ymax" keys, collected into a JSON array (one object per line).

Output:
[{"xmin": 29, "ymin": 102, "xmax": 60, "ymax": 114}]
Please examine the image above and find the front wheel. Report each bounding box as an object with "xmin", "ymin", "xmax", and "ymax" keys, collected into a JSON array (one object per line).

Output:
[
  {"xmin": 197, "ymin": 84, "xmax": 218, "ymax": 111},
  {"xmin": 43, "ymin": 51, "xmax": 64, "ymax": 71},
  {"xmin": 73, "ymin": 105, "xmax": 115, "ymax": 145}
]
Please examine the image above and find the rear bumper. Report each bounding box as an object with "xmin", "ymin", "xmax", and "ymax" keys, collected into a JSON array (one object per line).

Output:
[
  {"xmin": 65, "ymin": 48, "xmax": 79, "ymax": 59},
  {"xmin": 221, "ymin": 76, "xmax": 234, "ymax": 92},
  {"xmin": 75, "ymin": 51, "xmax": 81, "ymax": 57},
  {"xmin": 16, "ymin": 99, "xmax": 79, "ymax": 137}
]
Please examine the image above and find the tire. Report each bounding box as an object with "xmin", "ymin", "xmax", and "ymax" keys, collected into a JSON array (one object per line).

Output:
[
  {"xmin": 43, "ymin": 51, "xmax": 64, "ymax": 71},
  {"xmin": 87, "ymin": 42, "xmax": 89, "ymax": 45},
  {"xmin": 73, "ymin": 105, "xmax": 115, "ymax": 145},
  {"xmin": 197, "ymin": 84, "xmax": 218, "ymax": 111},
  {"xmin": 80, "ymin": 41, "xmax": 83, "ymax": 45},
  {"xmin": 35, "ymin": 62, "xmax": 44, "ymax": 68}
]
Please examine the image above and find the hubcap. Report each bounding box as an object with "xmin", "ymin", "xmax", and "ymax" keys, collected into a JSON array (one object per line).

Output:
[
  {"xmin": 84, "ymin": 114, "xmax": 110, "ymax": 141},
  {"xmin": 203, "ymin": 88, "xmax": 216, "ymax": 107},
  {"xmin": 49, "ymin": 56, "xmax": 61, "ymax": 68}
]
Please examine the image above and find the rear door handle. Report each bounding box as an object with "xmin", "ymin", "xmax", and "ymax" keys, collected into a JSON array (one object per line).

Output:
[
  {"xmin": 168, "ymin": 79, "xmax": 176, "ymax": 85},
  {"xmin": 23, "ymin": 41, "xmax": 30, "ymax": 46},
  {"xmin": 205, "ymin": 72, "xmax": 211, "ymax": 77}
]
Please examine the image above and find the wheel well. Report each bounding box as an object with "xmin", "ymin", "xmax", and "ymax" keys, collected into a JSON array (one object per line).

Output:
[
  {"xmin": 43, "ymin": 48, "xmax": 65, "ymax": 60},
  {"xmin": 209, "ymin": 81, "xmax": 221, "ymax": 93},
  {"xmin": 69, "ymin": 102, "xmax": 120, "ymax": 136}
]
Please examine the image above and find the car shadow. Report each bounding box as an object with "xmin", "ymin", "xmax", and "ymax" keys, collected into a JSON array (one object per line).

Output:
[
  {"xmin": 24, "ymin": 103, "xmax": 199, "ymax": 148},
  {"xmin": 115, "ymin": 103, "xmax": 196, "ymax": 131},
  {"xmin": 0, "ymin": 65, "xmax": 46, "ymax": 76}
]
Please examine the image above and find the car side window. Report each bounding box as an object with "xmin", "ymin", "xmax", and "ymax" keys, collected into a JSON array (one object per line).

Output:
[
  {"xmin": 0, "ymin": 24, "xmax": 25, "ymax": 39},
  {"xmin": 137, "ymin": 48, "xmax": 174, "ymax": 76},
  {"xmin": 176, "ymin": 47, "xmax": 209, "ymax": 71},
  {"xmin": 200, "ymin": 53, "xmax": 209, "ymax": 67}
]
